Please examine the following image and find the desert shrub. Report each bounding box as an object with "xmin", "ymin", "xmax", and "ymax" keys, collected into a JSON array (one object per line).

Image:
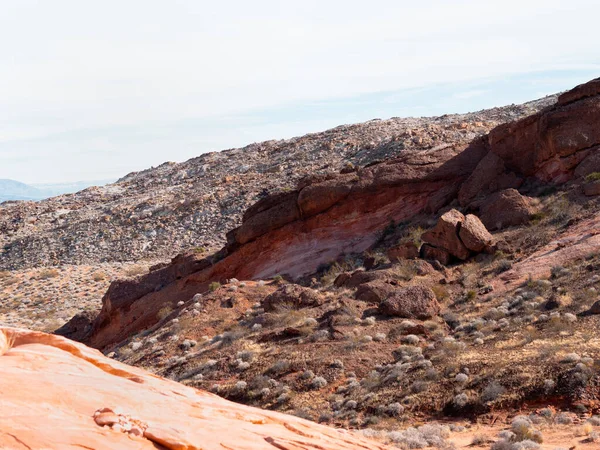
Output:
[
  {"xmin": 311, "ymin": 376, "xmax": 328, "ymax": 389},
  {"xmin": 267, "ymin": 360, "xmax": 291, "ymax": 375},
  {"xmin": 208, "ymin": 281, "xmax": 221, "ymax": 292},
  {"xmin": 410, "ymin": 380, "xmax": 428, "ymax": 393},
  {"xmin": 157, "ymin": 305, "xmax": 174, "ymax": 321},
  {"xmin": 273, "ymin": 274, "xmax": 284, "ymax": 283},
  {"xmin": 560, "ymin": 352, "xmax": 581, "ymax": 363},
  {"xmin": 453, "ymin": 393, "xmax": 468, "ymax": 408},
  {"xmin": 38, "ymin": 268, "xmax": 59, "ymax": 279},
  {"xmin": 481, "ymin": 381, "xmax": 506, "ymax": 403},
  {"xmin": 402, "ymin": 334, "xmax": 420, "ymax": 345},
  {"xmin": 554, "ymin": 412, "xmax": 574, "ymax": 424},
  {"xmin": 495, "ymin": 259, "xmax": 513, "ymax": 274},
  {"xmin": 330, "ymin": 359, "xmax": 344, "ymax": 369},
  {"xmin": 455, "ymin": 373, "xmax": 469, "ymax": 384},
  {"xmin": 431, "ymin": 284, "xmax": 449, "ymax": 301},
  {"xmin": 586, "ymin": 172, "xmax": 600, "ymax": 182},
  {"xmin": 124, "ymin": 265, "xmax": 146, "ymax": 277},
  {"xmin": 91, "ymin": 272, "xmax": 106, "ymax": 282},
  {"xmin": 471, "ymin": 434, "xmax": 488, "ymax": 445}
]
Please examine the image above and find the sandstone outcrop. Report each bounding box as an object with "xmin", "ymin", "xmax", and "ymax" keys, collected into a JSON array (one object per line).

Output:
[
  {"xmin": 420, "ymin": 209, "xmax": 494, "ymax": 263},
  {"xmin": 80, "ymin": 78, "xmax": 600, "ymax": 350},
  {"xmin": 378, "ymin": 286, "xmax": 440, "ymax": 319},
  {"xmin": 0, "ymin": 327, "xmax": 392, "ymax": 450},
  {"xmin": 459, "ymin": 77, "xmax": 600, "ymax": 206}
]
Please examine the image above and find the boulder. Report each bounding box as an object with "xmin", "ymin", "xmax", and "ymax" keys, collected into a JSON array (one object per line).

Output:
[
  {"xmin": 459, "ymin": 214, "xmax": 495, "ymax": 252},
  {"xmin": 378, "ymin": 286, "xmax": 440, "ymax": 319},
  {"xmin": 0, "ymin": 328, "xmax": 392, "ymax": 450},
  {"xmin": 335, "ymin": 269, "xmax": 391, "ymax": 289},
  {"xmin": 420, "ymin": 244, "xmax": 451, "ymax": 265},
  {"xmin": 479, "ymin": 189, "xmax": 535, "ymax": 230},
  {"xmin": 387, "ymin": 242, "xmax": 420, "ymax": 261},
  {"xmin": 355, "ymin": 281, "xmax": 397, "ymax": 304},
  {"xmin": 262, "ymin": 284, "xmax": 324, "ymax": 312},
  {"xmin": 421, "ymin": 209, "xmax": 470, "ymax": 260}
]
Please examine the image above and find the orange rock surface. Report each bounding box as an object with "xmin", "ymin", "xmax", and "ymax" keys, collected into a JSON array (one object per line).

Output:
[{"xmin": 0, "ymin": 327, "xmax": 392, "ymax": 450}]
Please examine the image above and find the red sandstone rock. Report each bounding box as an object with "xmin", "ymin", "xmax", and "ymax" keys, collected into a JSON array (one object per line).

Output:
[
  {"xmin": 574, "ymin": 147, "xmax": 600, "ymax": 178},
  {"xmin": 584, "ymin": 181, "xmax": 600, "ymax": 196},
  {"xmin": 355, "ymin": 280, "xmax": 397, "ymax": 303},
  {"xmin": 336, "ymin": 269, "xmax": 392, "ymax": 289},
  {"xmin": 262, "ymin": 284, "xmax": 324, "ymax": 312},
  {"xmin": 557, "ymin": 77, "xmax": 600, "ymax": 106},
  {"xmin": 458, "ymin": 151, "xmax": 522, "ymax": 206},
  {"xmin": 0, "ymin": 328, "xmax": 391, "ymax": 450},
  {"xmin": 479, "ymin": 189, "xmax": 536, "ymax": 230},
  {"xmin": 82, "ymin": 79, "xmax": 600, "ymax": 350},
  {"xmin": 459, "ymin": 214, "xmax": 494, "ymax": 252},
  {"xmin": 387, "ymin": 242, "xmax": 420, "ymax": 261},
  {"xmin": 378, "ymin": 286, "xmax": 440, "ymax": 319},
  {"xmin": 420, "ymin": 244, "xmax": 451, "ymax": 265},
  {"xmin": 421, "ymin": 209, "xmax": 470, "ymax": 260}
]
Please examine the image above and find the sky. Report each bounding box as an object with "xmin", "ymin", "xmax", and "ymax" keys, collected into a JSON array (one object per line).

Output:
[{"xmin": 1, "ymin": 0, "xmax": 599, "ymax": 184}]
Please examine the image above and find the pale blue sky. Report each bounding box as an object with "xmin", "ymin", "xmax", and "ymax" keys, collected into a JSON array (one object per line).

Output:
[{"xmin": 1, "ymin": 0, "xmax": 599, "ymax": 183}]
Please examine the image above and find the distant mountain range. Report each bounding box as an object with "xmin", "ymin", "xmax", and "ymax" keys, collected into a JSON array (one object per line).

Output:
[{"xmin": 0, "ymin": 179, "xmax": 114, "ymax": 203}]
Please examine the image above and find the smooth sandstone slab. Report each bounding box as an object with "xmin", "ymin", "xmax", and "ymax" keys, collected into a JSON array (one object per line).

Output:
[{"xmin": 0, "ymin": 327, "xmax": 392, "ymax": 450}]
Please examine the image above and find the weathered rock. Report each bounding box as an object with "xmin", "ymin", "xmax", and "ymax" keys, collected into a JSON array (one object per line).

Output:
[
  {"xmin": 387, "ymin": 242, "xmax": 420, "ymax": 261},
  {"xmin": 584, "ymin": 181, "xmax": 600, "ymax": 196},
  {"xmin": 262, "ymin": 284, "xmax": 324, "ymax": 312},
  {"xmin": 573, "ymin": 146, "xmax": 600, "ymax": 178},
  {"xmin": 458, "ymin": 151, "xmax": 522, "ymax": 206},
  {"xmin": 378, "ymin": 286, "xmax": 440, "ymax": 319},
  {"xmin": 421, "ymin": 209, "xmax": 470, "ymax": 260},
  {"xmin": 557, "ymin": 77, "xmax": 600, "ymax": 105},
  {"xmin": 231, "ymin": 191, "xmax": 300, "ymax": 245},
  {"xmin": 0, "ymin": 328, "xmax": 392, "ymax": 450},
  {"xmin": 479, "ymin": 189, "xmax": 535, "ymax": 230},
  {"xmin": 335, "ymin": 269, "xmax": 391, "ymax": 289},
  {"xmin": 355, "ymin": 281, "xmax": 397, "ymax": 304},
  {"xmin": 420, "ymin": 244, "xmax": 451, "ymax": 265},
  {"xmin": 459, "ymin": 214, "xmax": 494, "ymax": 252}
]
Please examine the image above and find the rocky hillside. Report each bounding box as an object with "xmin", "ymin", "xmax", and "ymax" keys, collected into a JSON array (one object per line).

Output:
[
  {"xmin": 0, "ymin": 97, "xmax": 555, "ymax": 270},
  {"xmin": 78, "ymin": 78, "xmax": 600, "ymax": 350},
  {"xmin": 4, "ymin": 78, "xmax": 600, "ymax": 450}
]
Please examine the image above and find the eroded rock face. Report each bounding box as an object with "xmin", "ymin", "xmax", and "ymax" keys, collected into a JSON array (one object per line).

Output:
[
  {"xmin": 0, "ymin": 327, "xmax": 391, "ymax": 450},
  {"xmin": 83, "ymin": 78, "xmax": 600, "ymax": 350},
  {"xmin": 378, "ymin": 286, "xmax": 440, "ymax": 319},
  {"xmin": 479, "ymin": 189, "xmax": 536, "ymax": 230}
]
